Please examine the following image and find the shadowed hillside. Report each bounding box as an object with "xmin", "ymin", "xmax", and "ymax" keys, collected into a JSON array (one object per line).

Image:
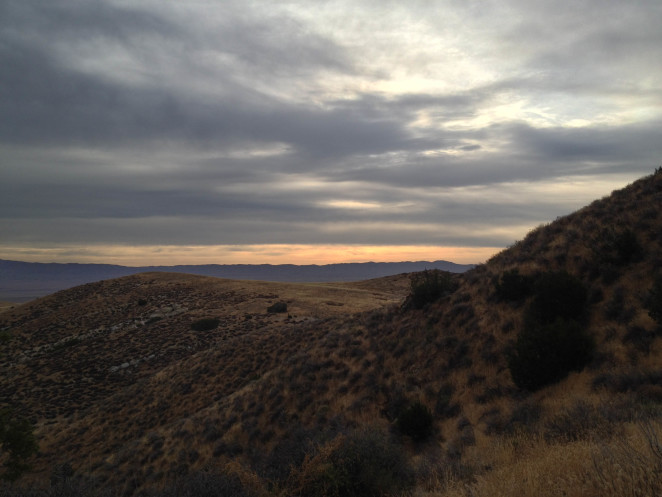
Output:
[{"xmin": 2, "ymin": 171, "xmax": 662, "ymax": 496}]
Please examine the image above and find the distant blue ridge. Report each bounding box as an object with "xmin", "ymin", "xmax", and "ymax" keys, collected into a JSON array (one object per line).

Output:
[{"xmin": 0, "ymin": 259, "xmax": 475, "ymax": 302}]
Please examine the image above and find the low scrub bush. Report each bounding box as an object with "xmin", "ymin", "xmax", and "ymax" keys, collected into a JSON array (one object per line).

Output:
[
  {"xmin": 396, "ymin": 402, "xmax": 435, "ymax": 442},
  {"xmin": 292, "ymin": 427, "xmax": 414, "ymax": 497},
  {"xmin": 624, "ymin": 325, "xmax": 656, "ymax": 354},
  {"xmin": 598, "ymin": 228, "xmax": 643, "ymax": 266},
  {"xmin": 405, "ymin": 270, "xmax": 457, "ymax": 310},
  {"xmin": 0, "ymin": 408, "xmax": 39, "ymax": 482},
  {"xmin": 267, "ymin": 302, "xmax": 288, "ymax": 313},
  {"xmin": 612, "ymin": 229, "xmax": 643, "ymax": 264},
  {"xmin": 381, "ymin": 388, "xmax": 409, "ymax": 422},
  {"xmin": 494, "ymin": 269, "xmax": 535, "ymax": 302},
  {"xmin": 604, "ymin": 286, "xmax": 635, "ymax": 324},
  {"xmin": 645, "ymin": 273, "xmax": 662, "ymax": 327},
  {"xmin": 508, "ymin": 271, "xmax": 594, "ymax": 391},
  {"xmin": 528, "ymin": 271, "xmax": 588, "ymax": 324},
  {"xmin": 509, "ymin": 318, "xmax": 595, "ymax": 391},
  {"xmin": 190, "ymin": 318, "xmax": 220, "ymax": 331},
  {"xmin": 259, "ymin": 426, "xmax": 319, "ymax": 482}
]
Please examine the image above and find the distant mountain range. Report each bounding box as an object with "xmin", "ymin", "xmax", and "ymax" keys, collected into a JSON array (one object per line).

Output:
[{"xmin": 0, "ymin": 259, "xmax": 475, "ymax": 302}]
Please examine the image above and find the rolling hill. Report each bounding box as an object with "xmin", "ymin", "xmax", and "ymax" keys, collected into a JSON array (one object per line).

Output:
[
  {"xmin": 1, "ymin": 171, "xmax": 662, "ymax": 496},
  {"xmin": 0, "ymin": 260, "xmax": 474, "ymax": 303}
]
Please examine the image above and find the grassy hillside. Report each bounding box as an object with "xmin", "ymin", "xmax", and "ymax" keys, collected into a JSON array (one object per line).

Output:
[{"xmin": 2, "ymin": 171, "xmax": 662, "ymax": 496}]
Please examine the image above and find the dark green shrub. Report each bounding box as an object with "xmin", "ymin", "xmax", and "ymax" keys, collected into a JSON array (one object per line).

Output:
[
  {"xmin": 259, "ymin": 426, "xmax": 318, "ymax": 482},
  {"xmin": 494, "ymin": 269, "xmax": 534, "ymax": 302},
  {"xmin": 158, "ymin": 471, "xmax": 257, "ymax": 497},
  {"xmin": 593, "ymin": 228, "xmax": 643, "ymax": 269},
  {"xmin": 612, "ymin": 229, "xmax": 642, "ymax": 264},
  {"xmin": 604, "ymin": 286, "xmax": 635, "ymax": 324},
  {"xmin": 405, "ymin": 270, "xmax": 457, "ymax": 309},
  {"xmin": 508, "ymin": 318, "xmax": 595, "ymax": 391},
  {"xmin": 0, "ymin": 409, "xmax": 39, "ymax": 482},
  {"xmin": 624, "ymin": 325, "xmax": 656, "ymax": 354},
  {"xmin": 396, "ymin": 401, "xmax": 434, "ymax": 442},
  {"xmin": 267, "ymin": 302, "xmax": 288, "ymax": 313},
  {"xmin": 528, "ymin": 271, "xmax": 587, "ymax": 324},
  {"xmin": 645, "ymin": 273, "xmax": 662, "ymax": 327},
  {"xmin": 294, "ymin": 427, "xmax": 414, "ymax": 497},
  {"xmin": 190, "ymin": 318, "xmax": 220, "ymax": 331}
]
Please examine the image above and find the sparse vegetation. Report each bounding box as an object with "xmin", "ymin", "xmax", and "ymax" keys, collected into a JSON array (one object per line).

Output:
[{"xmin": 0, "ymin": 408, "xmax": 39, "ymax": 482}]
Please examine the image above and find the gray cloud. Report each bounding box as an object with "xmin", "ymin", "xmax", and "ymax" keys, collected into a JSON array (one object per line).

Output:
[{"xmin": 1, "ymin": 0, "xmax": 661, "ymax": 260}]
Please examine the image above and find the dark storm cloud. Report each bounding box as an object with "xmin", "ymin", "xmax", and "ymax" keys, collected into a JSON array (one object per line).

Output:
[
  {"xmin": 0, "ymin": 37, "xmax": 423, "ymax": 163},
  {"xmin": 1, "ymin": 0, "xmax": 661, "ymax": 256},
  {"xmin": 508, "ymin": 122, "xmax": 662, "ymax": 165},
  {"xmin": 320, "ymin": 120, "xmax": 661, "ymax": 189},
  {"xmin": 0, "ymin": 1, "xmax": 363, "ymax": 153}
]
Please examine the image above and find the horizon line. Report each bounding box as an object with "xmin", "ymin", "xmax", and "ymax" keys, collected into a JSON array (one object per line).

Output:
[{"xmin": 0, "ymin": 244, "xmax": 502, "ymax": 267}]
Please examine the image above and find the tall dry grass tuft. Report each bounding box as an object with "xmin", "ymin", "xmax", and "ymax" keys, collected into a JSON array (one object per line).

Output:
[
  {"xmin": 589, "ymin": 419, "xmax": 662, "ymax": 497},
  {"xmin": 423, "ymin": 418, "xmax": 662, "ymax": 497}
]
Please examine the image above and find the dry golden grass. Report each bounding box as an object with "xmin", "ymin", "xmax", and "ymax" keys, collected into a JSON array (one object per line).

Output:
[
  {"xmin": 432, "ymin": 420, "xmax": 662, "ymax": 497},
  {"xmin": 0, "ymin": 272, "xmax": 410, "ymax": 488},
  {"xmin": 0, "ymin": 301, "xmax": 19, "ymax": 313}
]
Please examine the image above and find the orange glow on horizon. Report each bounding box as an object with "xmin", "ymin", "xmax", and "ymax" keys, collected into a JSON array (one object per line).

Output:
[{"xmin": 0, "ymin": 244, "xmax": 502, "ymax": 266}]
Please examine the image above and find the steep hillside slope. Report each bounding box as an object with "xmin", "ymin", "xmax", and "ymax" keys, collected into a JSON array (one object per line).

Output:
[{"xmin": 2, "ymin": 171, "xmax": 662, "ymax": 496}]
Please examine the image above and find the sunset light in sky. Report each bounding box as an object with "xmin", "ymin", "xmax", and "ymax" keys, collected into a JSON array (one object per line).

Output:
[{"xmin": 1, "ymin": 1, "xmax": 660, "ymax": 265}]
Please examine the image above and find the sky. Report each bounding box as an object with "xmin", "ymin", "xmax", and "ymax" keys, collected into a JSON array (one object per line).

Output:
[{"xmin": 1, "ymin": 0, "xmax": 661, "ymax": 266}]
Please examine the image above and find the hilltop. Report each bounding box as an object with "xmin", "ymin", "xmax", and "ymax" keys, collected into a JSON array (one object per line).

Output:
[{"xmin": 1, "ymin": 171, "xmax": 662, "ymax": 496}]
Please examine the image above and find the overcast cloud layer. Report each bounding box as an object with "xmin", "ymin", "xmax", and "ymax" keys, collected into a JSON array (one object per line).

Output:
[{"xmin": 1, "ymin": 0, "xmax": 661, "ymax": 264}]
